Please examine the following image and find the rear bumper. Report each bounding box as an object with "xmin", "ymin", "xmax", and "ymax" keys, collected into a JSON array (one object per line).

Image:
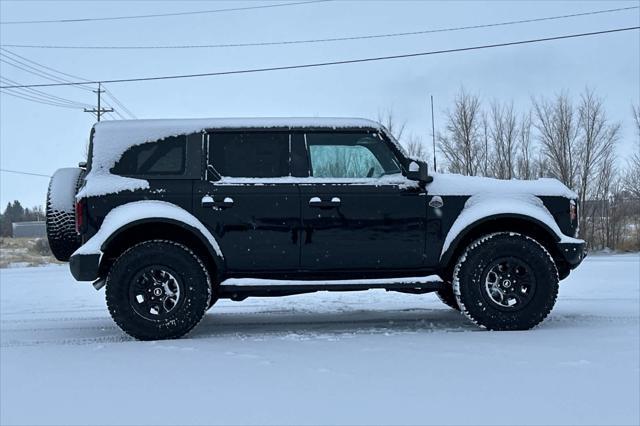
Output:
[
  {"xmin": 69, "ymin": 253, "xmax": 100, "ymax": 281},
  {"xmin": 558, "ymin": 240, "xmax": 587, "ymax": 269}
]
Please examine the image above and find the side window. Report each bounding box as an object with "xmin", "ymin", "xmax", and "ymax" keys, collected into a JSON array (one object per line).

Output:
[
  {"xmin": 306, "ymin": 132, "xmax": 401, "ymax": 178},
  {"xmin": 209, "ymin": 132, "xmax": 289, "ymax": 178},
  {"xmin": 111, "ymin": 135, "xmax": 186, "ymax": 176}
]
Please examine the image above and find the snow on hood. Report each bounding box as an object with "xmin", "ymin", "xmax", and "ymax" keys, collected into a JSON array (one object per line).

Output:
[
  {"xmin": 77, "ymin": 117, "xmax": 385, "ymax": 199},
  {"xmin": 427, "ymin": 173, "xmax": 577, "ymax": 198}
]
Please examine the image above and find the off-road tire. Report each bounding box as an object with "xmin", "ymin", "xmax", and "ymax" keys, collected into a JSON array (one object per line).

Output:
[
  {"xmin": 106, "ymin": 240, "xmax": 211, "ymax": 340},
  {"xmin": 436, "ymin": 284, "xmax": 460, "ymax": 311},
  {"xmin": 46, "ymin": 168, "xmax": 84, "ymax": 261},
  {"xmin": 453, "ymin": 232, "xmax": 558, "ymax": 331},
  {"xmin": 207, "ymin": 296, "xmax": 218, "ymax": 310}
]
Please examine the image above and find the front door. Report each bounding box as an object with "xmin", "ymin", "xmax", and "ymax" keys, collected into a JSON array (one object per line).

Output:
[
  {"xmin": 193, "ymin": 131, "xmax": 300, "ymax": 273},
  {"xmin": 299, "ymin": 131, "xmax": 427, "ymax": 272}
]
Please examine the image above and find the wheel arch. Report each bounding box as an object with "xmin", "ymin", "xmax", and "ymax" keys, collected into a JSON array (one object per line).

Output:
[
  {"xmin": 439, "ymin": 214, "xmax": 569, "ymax": 281},
  {"xmin": 98, "ymin": 218, "xmax": 224, "ymax": 282}
]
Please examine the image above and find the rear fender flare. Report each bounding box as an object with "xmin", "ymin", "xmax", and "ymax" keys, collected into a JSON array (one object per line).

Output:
[
  {"xmin": 100, "ymin": 217, "xmax": 225, "ymax": 271},
  {"xmin": 74, "ymin": 200, "xmax": 224, "ymax": 272}
]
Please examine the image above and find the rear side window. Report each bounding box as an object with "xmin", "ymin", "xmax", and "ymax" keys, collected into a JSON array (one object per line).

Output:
[
  {"xmin": 209, "ymin": 132, "xmax": 289, "ymax": 178},
  {"xmin": 111, "ymin": 136, "xmax": 186, "ymax": 176}
]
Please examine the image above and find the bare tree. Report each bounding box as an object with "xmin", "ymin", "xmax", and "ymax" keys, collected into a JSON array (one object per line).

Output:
[
  {"xmin": 489, "ymin": 101, "xmax": 519, "ymax": 179},
  {"xmin": 575, "ymin": 88, "xmax": 620, "ymax": 237},
  {"xmin": 480, "ymin": 112, "xmax": 490, "ymax": 176},
  {"xmin": 623, "ymin": 104, "xmax": 640, "ymax": 198},
  {"xmin": 438, "ymin": 89, "xmax": 483, "ymax": 175},
  {"xmin": 516, "ymin": 112, "xmax": 536, "ymax": 179},
  {"xmin": 533, "ymin": 92, "xmax": 580, "ymax": 188},
  {"xmin": 403, "ymin": 133, "xmax": 430, "ymax": 162},
  {"xmin": 623, "ymin": 152, "xmax": 640, "ymax": 199},
  {"xmin": 377, "ymin": 109, "xmax": 406, "ymax": 143}
]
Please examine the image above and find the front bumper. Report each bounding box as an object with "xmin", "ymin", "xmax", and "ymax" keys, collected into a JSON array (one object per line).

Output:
[
  {"xmin": 558, "ymin": 240, "xmax": 587, "ymax": 269},
  {"xmin": 69, "ymin": 253, "xmax": 100, "ymax": 281}
]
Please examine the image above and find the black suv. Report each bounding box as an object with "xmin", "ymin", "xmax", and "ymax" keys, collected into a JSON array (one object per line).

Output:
[{"xmin": 46, "ymin": 118, "xmax": 586, "ymax": 340}]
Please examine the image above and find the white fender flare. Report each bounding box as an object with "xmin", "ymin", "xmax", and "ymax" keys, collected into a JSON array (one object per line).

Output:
[
  {"xmin": 440, "ymin": 194, "xmax": 582, "ymax": 259},
  {"xmin": 72, "ymin": 200, "xmax": 223, "ymax": 259}
]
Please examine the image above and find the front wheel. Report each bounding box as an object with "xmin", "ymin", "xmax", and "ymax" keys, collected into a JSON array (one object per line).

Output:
[
  {"xmin": 453, "ymin": 232, "xmax": 559, "ymax": 330},
  {"xmin": 106, "ymin": 240, "xmax": 211, "ymax": 340}
]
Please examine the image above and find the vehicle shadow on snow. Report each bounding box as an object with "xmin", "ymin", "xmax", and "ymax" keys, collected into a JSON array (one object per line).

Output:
[{"xmin": 189, "ymin": 307, "xmax": 478, "ymax": 340}]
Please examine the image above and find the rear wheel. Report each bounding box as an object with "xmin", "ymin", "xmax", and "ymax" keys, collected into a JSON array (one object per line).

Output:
[
  {"xmin": 453, "ymin": 232, "xmax": 558, "ymax": 330},
  {"xmin": 106, "ymin": 240, "xmax": 211, "ymax": 340},
  {"xmin": 436, "ymin": 284, "xmax": 460, "ymax": 311}
]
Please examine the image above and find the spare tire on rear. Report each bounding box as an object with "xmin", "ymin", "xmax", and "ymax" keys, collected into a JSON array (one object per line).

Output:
[{"xmin": 46, "ymin": 167, "xmax": 84, "ymax": 261}]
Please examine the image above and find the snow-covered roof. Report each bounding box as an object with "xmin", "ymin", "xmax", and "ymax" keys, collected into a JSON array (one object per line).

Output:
[
  {"xmin": 92, "ymin": 117, "xmax": 382, "ymax": 147},
  {"xmin": 78, "ymin": 117, "xmax": 385, "ymax": 199}
]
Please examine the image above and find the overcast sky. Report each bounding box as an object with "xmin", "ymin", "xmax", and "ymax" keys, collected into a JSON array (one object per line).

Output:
[{"xmin": 1, "ymin": 0, "xmax": 639, "ymax": 208}]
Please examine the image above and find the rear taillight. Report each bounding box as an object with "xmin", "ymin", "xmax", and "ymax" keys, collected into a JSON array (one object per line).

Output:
[{"xmin": 75, "ymin": 199, "xmax": 85, "ymax": 234}]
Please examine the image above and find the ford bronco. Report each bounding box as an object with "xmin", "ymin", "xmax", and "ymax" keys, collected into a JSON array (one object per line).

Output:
[{"xmin": 46, "ymin": 118, "xmax": 586, "ymax": 340}]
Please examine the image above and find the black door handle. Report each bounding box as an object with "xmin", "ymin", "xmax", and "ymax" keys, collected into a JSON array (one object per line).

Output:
[
  {"xmin": 201, "ymin": 196, "xmax": 234, "ymax": 209},
  {"xmin": 308, "ymin": 196, "xmax": 341, "ymax": 208}
]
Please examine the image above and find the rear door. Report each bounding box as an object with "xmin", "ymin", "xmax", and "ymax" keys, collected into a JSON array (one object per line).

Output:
[
  {"xmin": 299, "ymin": 131, "xmax": 427, "ymax": 272},
  {"xmin": 193, "ymin": 131, "xmax": 301, "ymax": 273}
]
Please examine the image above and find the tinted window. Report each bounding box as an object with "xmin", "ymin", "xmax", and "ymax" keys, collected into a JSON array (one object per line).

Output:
[
  {"xmin": 111, "ymin": 136, "xmax": 186, "ymax": 176},
  {"xmin": 306, "ymin": 132, "xmax": 401, "ymax": 178},
  {"xmin": 210, "ymin": 132, "xmax": 289, "ymax": 178}
]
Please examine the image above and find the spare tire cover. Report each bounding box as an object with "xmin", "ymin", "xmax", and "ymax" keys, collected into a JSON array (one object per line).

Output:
[{"xmin": 46, "ymin": 168, "xmax": 84, "ymax": 261}]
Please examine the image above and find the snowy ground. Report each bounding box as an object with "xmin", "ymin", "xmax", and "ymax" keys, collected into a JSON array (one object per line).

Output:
[{"xmin": 1, "ymin": 254, "xmax": 639, "ymax": 426}]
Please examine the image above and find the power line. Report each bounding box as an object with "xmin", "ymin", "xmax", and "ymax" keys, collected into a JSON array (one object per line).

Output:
[
  {"xmin": 2, "ymin": 5, "xmax": 636, "ymax": 50},
  {"xmin": 0, "ymin": 48, "xmax": 90, "ymax": 83},
  {"xmin": 103, "ymin": 88, "xmax": 137, "ymax": 119},
  {"xmin": 1, "ymin": 26, "xmax": 637, "ymax": 90},
  {"xmin": 0, "ymin": 0, "xmax": 329, "ymax": 25},
  {"xmin": 1, "ymin": 48, "xmax": 135, "ymax": 116},
  {"xmin": 0, "ymin": 77, "xmax": 92, "ymax": 107},
  {"xmin": 0, "ymin": 56, "xmax": 78, "ymax": 85},
  {"xmin": 0, "ymin": 77, "xmax": 91, "ymax": 109},
  {"xmin": 0, "ymin": 76, "xmax": 92, "ymax": 106},
  {"xmin": 0, "ymin": 87, "xmax": 92, "ymax": 110},
  {"xmin": 0, "ymin": 51, "xmax": 95, "ymax": 91},
  {"xmin": 0, "ymin": 168, "xmax": 51, "ymax": 178},
  {"xmin": 0, "ymin": 89, "xmax": 88, "ymax": 109}
]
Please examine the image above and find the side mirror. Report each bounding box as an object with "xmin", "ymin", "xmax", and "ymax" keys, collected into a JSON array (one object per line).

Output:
[{"xmin": 406, "ymin": 160, "xmax": 432, "ymax": 184}]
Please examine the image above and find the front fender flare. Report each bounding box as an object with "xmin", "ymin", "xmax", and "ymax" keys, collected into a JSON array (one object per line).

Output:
[{"xmin": 439, "ymin": 194, "xmax": 581, "ymax": 264}]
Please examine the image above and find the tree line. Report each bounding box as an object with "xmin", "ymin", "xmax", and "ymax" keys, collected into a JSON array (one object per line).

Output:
[
  {"xmin": 394, "ymin": 87, "xmax": 640, "ymax": 251},
  {"xmin": 0, "ymin": 201, "xmax": 45, "ymax": 237},
  {"xmin": 2, "ymin": 90, "xmax": 639, "ymax": 252}
]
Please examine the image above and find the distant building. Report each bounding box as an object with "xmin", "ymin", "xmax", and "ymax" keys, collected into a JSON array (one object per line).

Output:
[{"xmin": 12, "ymin": 221, "xmax": 46, "ymax": 238}]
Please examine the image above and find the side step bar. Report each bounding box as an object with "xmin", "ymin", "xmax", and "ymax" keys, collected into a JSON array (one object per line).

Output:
[{"xmin": 218, "ymin": 277, "xmax": 445, "ymax": 301}]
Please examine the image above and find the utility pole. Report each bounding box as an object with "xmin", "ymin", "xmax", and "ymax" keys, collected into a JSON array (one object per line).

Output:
[
  {"xmin": 430, "ymin": 95, "xmax": 437, "ymax": 172},
  {"xmin": 84, "ymin": 82, "xmax": 113, "ymax": 121}
]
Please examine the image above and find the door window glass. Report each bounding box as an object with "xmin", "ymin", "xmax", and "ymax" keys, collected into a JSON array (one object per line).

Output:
[
  {"xmin": 209, "ymin": 132, "xmax": 289, "ymax": 178},
  {"xmin": 306, "ymin": 133, "xmax": 401, "ymax": 178}
]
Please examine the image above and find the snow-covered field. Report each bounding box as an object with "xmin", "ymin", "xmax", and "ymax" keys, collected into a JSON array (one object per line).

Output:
[{"xmin": 1, "ymin": 254, "xmax": 638, "ymax": 426}]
